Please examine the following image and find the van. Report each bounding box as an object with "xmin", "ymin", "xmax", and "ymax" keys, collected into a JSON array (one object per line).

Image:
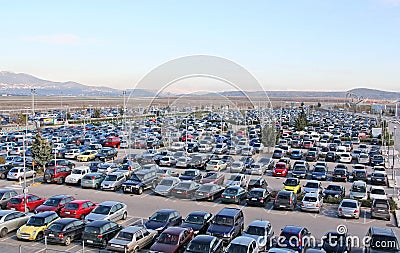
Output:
[
  {"xmin": 365, "ymin": 227, "xmax": 399, "ymax": 252},
  {"xmin": 121, "ymin": 168, "xmax": 158, "ymax": 194},
  {"xmin": 349, "ymin": 180, "xmax": 367, "ymax": 200},
  {"xmin": 206, "ymin": 207, "xmax": 244, "ymax": 243}
]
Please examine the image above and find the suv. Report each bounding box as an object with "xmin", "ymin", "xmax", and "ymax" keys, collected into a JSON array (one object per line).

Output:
[
  {"xmin": 122, "ymin": 168, "xmax": 158, "ymax": 194},
  {"xmin": 371, "ymin": 199, "xmax": 391, "ymax": 221},
  {"xmin": 95, "ymin": 147, "xmax": 118, "ymax": 162},
  {"xmin": 43, "ymin": 166, "xmax": 72, "ymax": 184},
  {"xmin": 273, "ymin": 190, "xmax": 297, "ymax": 210},
  {"xmin": 206, "ymin": 207, "xmax": 244, "ymax": 243},
  {"xmin": 365, "ymin": 227, "xmax": 399, "ymax": 253}
]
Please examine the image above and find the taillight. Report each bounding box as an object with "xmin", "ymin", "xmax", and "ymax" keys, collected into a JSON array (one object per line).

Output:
[
  {"xmin": 354, "ymin": 209, "xmax": 359, "ymax": 213},
  {"xmin": 91, "ymin": 176, "xmax": 96, "ymax": 180},
  {"xmin": 338, "ymin": 208, "xmax": 342, "ymax": 212},
  {"xmin": 58, "ymin": 233, "xmax": 64, "ymax": 238},
  {"xmin": 298, "ymin": 235, "xmax": 302, "ymax": 247},
  {"xmin": 97, "ymin": 234, "xmax": 103, "ymax": 239}
]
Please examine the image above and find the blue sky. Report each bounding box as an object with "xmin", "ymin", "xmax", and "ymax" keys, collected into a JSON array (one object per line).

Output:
[{"xmin": 1, "ymin": 0, "xmax": 400, "ymax": 92}]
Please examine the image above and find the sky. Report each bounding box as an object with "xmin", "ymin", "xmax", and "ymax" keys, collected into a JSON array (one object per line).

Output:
[{"xmin": 1, "ymin": 0, "xmax": 400, "ymax": 92}]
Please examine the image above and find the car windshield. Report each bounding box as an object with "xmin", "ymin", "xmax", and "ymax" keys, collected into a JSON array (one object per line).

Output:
[
  {"xmin": 47, "ymin": 223, "xmax": 65, "ymax": 232},
  {"xmin": 184, "ymin": 214, "xmax": 204, "ymax": 224},
  {"xmin": 370, "ymin": 236, "xmax": 399, "ymax": 250},
  {"xmin": 229, "ymin": 175, "xmax": 241, "ymax": 181},
  {"xmin": 285, "ymin": 179, "xmax": 298, "ymax": 186},
  {"xmin": 116, "ymin": 231, "xmax": 133, "ymax": 241},
  {"xmin": 355, "ymin": 171, "xmax": 366, "ymax": 177},
  {"xmin": 305, "ymin": 182, "xmax": 318, "ymax": 188},
  {"xmin": 187, "ymin": 242, "xmax": 211, "ymax": 253},
  {"xmin": 231, "ymin": 163, "xmax": 241, "ymax": 168},
  {"xmin": 341, "ymin": 201, "xmax": 357, "ymax": 208},
  {"xmin": 225, "ymin": 188, "xmax": 238, "ymax": 195},
  {"xmin": 72, "ymin": 169, "xmax": 83, "ymax": 175},
  {"xmin": 352, "ymin": 185, "xmax": 366, "ymax": 193},
  {"xmin": 64, "ymin": 203, "xmax": 79, "ymax": 210},
  {"xmin": 314, "ymin": 167, "xmax": 325, "ymax": 173},
  {"xmin": 293, "ymin": 166, "xmax": 305, "ymax": 172},
  {"xmin": 371, "ymin": 189, "xmax": 385, "ymax": 195},
  {"xmin": 198, "ymin": 185, "xmax": 213, "ymax": 192},
  {"xmin": 204, "ymin": 172, "xmax": 217, "ymax": 179},
  {"xmin": 44, "ymin": 198, "xmax": 61, "ymax": 206},
  {"xmin": 177, "ymin": 182, "xmax": 192, "ymax": 190},
  {"xmin": 150, "ymin": 213, "xmax": 169, "ymax": 222},
  {"xmin": 183, "ymin": 171, "xmax": 196, "ymax": 176},
  {"xmin": 104, "ymin": 175, "xmax": 117, "ymax": 181},
  {"xmin": 249, "ymin": 190, "xmax": 264, "ymax": 197},
  {"xmin": 92, "ymin": 205, "xmax": 111, "ymax": 215},
  {"xmin": 26, "ymin": 217, "xmax": 45, "ymax": 226},
  {"xmin": 326, "ymin": 185, "xmax": 341, "ymax": 191},
  {"xmin": 214, "ymin": 215, "xmax": 233, "ymax": 226},
  {"xmin": 159, "ymin": 179, "xmax": 174, "ymax": 186},
  {"xmin": 226, "ymin": 244, "xmax": 248, "ymax": 253},
  {"xmin": 245, "ymin": 225, "xmax": 265, "ymax": 236},
  {"xmin": 157, "ymin": 232, "xmax": 179, "ymax": 244}
]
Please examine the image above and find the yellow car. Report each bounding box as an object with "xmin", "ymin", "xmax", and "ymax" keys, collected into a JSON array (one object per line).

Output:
[
  {"xmin": 283, "ymin": 177, "xmax": 301, "ymax": 194},
  {"xmin": 76, "ymin": 150, "xmax": 98, "ymax": 162},
  {"xmin": 16, "ymin": 211, "xmax": 59, "ymax": 241}
]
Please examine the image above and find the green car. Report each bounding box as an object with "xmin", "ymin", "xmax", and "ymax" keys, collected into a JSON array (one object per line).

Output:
[{"xmin": 221, "ymin": 186, "xmax": 247, "ymax": 204}]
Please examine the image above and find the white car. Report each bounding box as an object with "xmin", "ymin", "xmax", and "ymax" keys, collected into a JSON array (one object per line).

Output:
[
  {"xmin": 7, "ymin": 167, "xmax": 36, "ymax": 180},
  {"xmin": 64, "ymin": 149, "xmax": 81, "ymax": 159},
  {"xmin": 369, "ymin": 186, "xmax": 388, "ymax": 200},
  {"xmin": 338, "ymin": 153, "xmax": 352, "ymax": 163},
  {"xmin": 65, "ymin": 166, "xmax": 91, "ymax": 185},
  {"xmin": 198, "ymin": 144, "xmax": 212, "ymax": 153},
  {"xmin": 357, "ymin": 153, "xmax": 370, "ymax": 165},
  {"xmin": 301, "ymin": 192, "xmax": 323, "ymax": 213}
]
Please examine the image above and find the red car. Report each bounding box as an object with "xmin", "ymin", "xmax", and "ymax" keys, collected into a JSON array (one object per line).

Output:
[
  {"xmin": 272, "ymin": 162, "xmax": 289, "ymax": 177},
  {"xmin": 104, "ymin": 136, "xmax": 121, "ymax": 148},
  {"xmin": 60, "ymin": 200, "xmax": 97, "ymax": 219},
  {"xmin": 7, "ymin": 194, "xmax": 46, "ymax": 212},
  {"xmin": 150, "ymin": 227, "xmax": 194, "ymax": 253},
  {"xmin": 34, "ymin": 195, "xmax": 75, "ymax": 214}
]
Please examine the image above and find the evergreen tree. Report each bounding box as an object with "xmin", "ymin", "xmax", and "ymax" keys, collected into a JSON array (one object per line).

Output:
[
  {"xmin": 295, "ymin": 108, "xmax": 308, "ymax": 131},
  {"xmin": 31, "ymin": 133, "xmax": 52, "ymax": 171},
  {"xmin": 262, "ymin": 124, "xmax": 277, "ymax": 153}
]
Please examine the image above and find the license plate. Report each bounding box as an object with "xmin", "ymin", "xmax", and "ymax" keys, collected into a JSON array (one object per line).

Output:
[
  {"xmin": 225, "ymin": 196, "xmax": 230, "ymax": 199},
  {"xmin": 48, "ymin": 234, "xmax": 54, "ymax": 237},
  {"xmin": 112, "ymin": 244, "xmax": 123, "ymax": 248},
  {"xmin": 280, "ymin": 205, "xmax": 286, "ymax": 208},
  {"xmin": 11, "ymin": 208, "xmax": 15, "ymax": 210},
  {"xmin": 252, "ymin": 198, "xmax": 257, "ymax": 201},
  {"xmin": 198, "ymin": 193, "xmax": 203, "ymax": 196},
  {"xmin": 87, "ymin": 240, "xmax": 93, "ymax": 243},
  {"xmin": 177, "ymin": 191, "xmax": 182, "ymax": 193},
  {"xmin": 65, "ymin": 211, "xmax": 70, "ymax": 214}
]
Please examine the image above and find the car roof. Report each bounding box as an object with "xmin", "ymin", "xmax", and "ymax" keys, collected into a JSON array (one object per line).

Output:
[
  {"xmin": 69, "ymin": 199, "xmax": 92, "ymax": 204},
  {"xmin": 248, "ymin": 219, "xmax": 271, "ymax": 227},
  {"xmin": 230, "ymin": 236, "xmax": 255, "ymax": 245},
  {"xmin": 162, "ymin": 226, "xmax": 188, "ymax": 235},
  {"xmin": 33, "ymin": 211, "xmax": 57, "ymax": 218},
  {"xmin": 120, "ymin": 225, "xmax": 144, "ymax": 233},
  {"xmin": 53, "ymin": 218, "xmax": 79, "ymax": 225},
  {"xmin": 98, "ymin": 201, "xmax": 123, "ymax": 206},
  {"xmin": 304, "ymin": 192, "xmax": 319, "ymax": 197},
  {"xmin": 187, "ymin": 211, "xmax": 210, "ymax": 216},
  {"xmin": 48, "ymin": 195, "xmax": 71, "ymax": 199},
  {"xmin": 0, "ymin": 210, "xmax": 20, "ymax": 216},
  {"xmin": 217, "ymin": 207, "xmax": 241, "ymax": 216},
  {"xmin": 87, "ymin": 220, "xmax": 115, "ymax": 226},
  {"xmin": 370, "ymin": 227, "xmax": 396, "ymax": 237},
  {"xmin": 282, "ymin": 225, "xmax": 304, "ymax": 234},
  {"xmin": 156, "ymin": 209, "xmax": 178, "ymax": 214},
  {"xmin": 190, "ymin": 234, "xmax": 216, "ymax": 243}
]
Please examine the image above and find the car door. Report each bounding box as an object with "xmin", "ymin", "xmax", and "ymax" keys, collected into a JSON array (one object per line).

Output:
[
  {"xmin": 73, "ymin": 220, "xmax": 85, "ymax": 240},
  {"xmin": 14, "ymin": 212, "xmax": 28, "ymax": 230},
  {"xmin": 108, "ymin": 204, "xmax": 118, "ymax": 221},
  {"xmin": 4, "ymin": 213, "xmax": 17, "ymax": 231}
]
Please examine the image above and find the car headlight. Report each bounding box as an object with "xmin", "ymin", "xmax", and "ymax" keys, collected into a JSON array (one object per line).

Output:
[
  {"xmin": 155, "ymin": 227, "xmax": 163, "ymax": 231},
  {"xmin": 32, "ymin": 230, "xmax": 37, "ymax": 235},
  {"xmin": 334, "ymin": 194, "xmax": 339, "ymax": 198},
  {"xmin": 17, "ymin": 228, "xmax": 21, "ymax": 234}
]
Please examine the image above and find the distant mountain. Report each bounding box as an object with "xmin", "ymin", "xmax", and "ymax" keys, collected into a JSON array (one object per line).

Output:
[
  {"xmin": 348, "ymin": 88, "xmax": 400, "ymax": 100},
  {"xmin": 0, "ymin": 71, "xmax": 155, "ymax": 97}
]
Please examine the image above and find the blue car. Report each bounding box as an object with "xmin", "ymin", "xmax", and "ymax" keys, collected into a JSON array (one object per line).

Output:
[
  {"xmin": 144, "ymin": 209, "xmax": 182, "ymax": 233},
  {"xmin": 206, "ymin": 208, "xmax": 244, "ymax": 244},
  {"xmin": 276, "ymin": 226, "xmax": 311, "ymax": 252},
  {"xmin": 311, "ymin": 166, "xmax": 327, "ymax": 181},
  {"xmin": 290, "ymin": 150, "xmax": 303, "ymax": 160}
]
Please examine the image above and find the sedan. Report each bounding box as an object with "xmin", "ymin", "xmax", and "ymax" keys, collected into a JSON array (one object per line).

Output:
[
  {"xmin": 7, "ymin": 194, "xmax": 46, "ymax": 212},
  {"xmin": 184, "ymin": 235, "xmax": 223, "ymax": 253},
  {"xmin": 311, "ymin": 166, "xmax": 327, "ymax": 181},
  {"xmin": 246, "ymin": 188, "xmax": 270, "ymax": 207},
  {"xmin": 338, "ymin": 199, "xmax": 361, "ymax": 219},
  {"xmin": 85, "ymin": 201, "xmax": 128, "ymax": 222},
  {"xmin": 171, "ymin": 181, "xmax": 201, "ymax": 199},
  {"xmin": 200, "ymin": 172, "xmax": 225, "ymax": 185},
  {"xmin": 179, "ymin": 169, "xmax": 202, "ymax": 182},
  {"xmin": 0, "ymin": 210, "xmax": 30, "ymax": 238},
  {"xmin": 194, "ymin": 183, "xmax": 224, "ymax": 201},
  {"xmin": 150, "ymin": 227, "xmax": 194, "ymax": 253},
  {"xmin": 106, "ymin": 226, "xmax": 157, "ymax": 253},
  {"xmin": 180, "ymin": 211, "xmax": 213, "ymax": 235},
  {"xmin": 323, "ymin": 184, "xmax": 345, "ymax": 199},
  {"xmin": 300, "ymin": 193, "xmax": 323, "ymax": 213},
  {"xmin": 154, "ymin": 177, "xmax": 181, "ymax": 196},
  {"xmin": 205, "ymin": 160, "xmax": 227, "ymax": 172},
  {"xmin": 221, "ymin": 186, "xmax": 247, "ymax": 204}
]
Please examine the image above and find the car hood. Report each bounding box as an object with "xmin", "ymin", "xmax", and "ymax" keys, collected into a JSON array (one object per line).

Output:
[
  {"xmin": 19, "ymin": 224, "xmax": 46, "ymax": 234},
  {"xmin": 145, "ymin": 220, "xmax": 167, "ymax": 230},
  {"xmin": 123, "ymin": 180, "xmax": 141, "ymax": 186},
  {"xmin": 150, "ymin": 242, "xmax": 179, "ymax": 253},
  {"xmin": 324, "ymin": 190, "xmax": 341, "ymax": 195},
  {"xmin": 155, "ymin": 185, "xmax": 173, "ymax": 192},
  {"xmin": 66, "ymin": 174, "xmax": 82, "ymax": 180},
  {"xmin": 179, "ymin": 175, "xmax": 195, "ymax": 181},
  {"xmin": 35, "ymin": 205, "xmax": 58, "ymax": 212},
  {"xmin": 303, "ymin": 187, "xmax": 318, "ymax": 193},
  {"xmin": 284, "ymin": 185, "xmax": 298, "ymax": 191},
  {"xmin": 85, "ymin": 213, "xmax": 107, "ymax": 221},
  {"xmin": 180, "ymin": 222, "xmax": 203, "ymax": 232},
  {"xmin": 101, "ymin": 180, "xmax": 117, "ymax": 185},
  {"xmin": 207, "ymin": 224, "xmax": 234, "ymax": 235}
]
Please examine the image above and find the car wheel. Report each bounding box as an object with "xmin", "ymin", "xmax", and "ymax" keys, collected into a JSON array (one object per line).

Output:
[
  {"xmin": 102, "ymin": 239, "xmax": 108, "ymax": 249},
  {"xmin": 138, "ymin": 187, "xmax": 143, "ymax": 195},
  {"xmin": 0, "ymin": 228, "xmax": 8, "ymax": 238},
  {"xmin": 64, "ymin": 236, "xmax": 71, "ymax": 246},
  {"xmin": 122, "ymin": 212, "xmax": 127, "ymax": 220},
  {"xmin": 58, "ymin": 177, "xmax": 64, "ymax": 185},
  {"xmin": 0, "ymin": 173, "xmax": 5, "ymax": 179},
  {"xmin": 36, "ymin": 232, "xmax": 44, "ymax": 241}
]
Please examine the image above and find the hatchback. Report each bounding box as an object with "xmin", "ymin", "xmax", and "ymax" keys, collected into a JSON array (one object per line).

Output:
[
  {"xmin": 45, "ymin": 218, "xmax": 85, "ymax": 246},
  {"xmin": 273, "ymin": 191, "xmax": 297, "ymax": 210},
  {"xmin": 16, "ymin": 211, "xmax": 59, "ymax": 241},
  {"xmin": 7, "ymin": 167, "xmax": 36, "ymax": 180},
  {"xmin": 8, "ymin": 194, "xmax": 46, "ymax": 212},
  {"xmin": 242, "ymin": 220, "xmax": 274, "ymax": 251},
  {"xmin": 85, "ymin": 201, "xmax": 127, "ymax": 222},
  {"xmin": 300, "ymin": 193, "xmax": 323, "ymax": 213},
  {"xmin": 60, "ymin": 200, "xmax": 97, "ymax": 219},
  {"xmin": 100, "ymin": 171, "xmax": 126, "ymax": 191},
  {"xmin": 35, "ymin": 195, "xmax": 75, "ymax": 214},
  {"xmin": 221, "ymin": 186, "xmax": 247, "ymax": 204},
  {"xmin": 81, "ymin": 172, "xmax": 106, "ymax": 189},
  {"xmin": 82, "ymin": 220, "xmax": 122, "ymax": 248},
  {"xmin": 226, "ymin": 236, "xmax": 258, "ymax": 253}
]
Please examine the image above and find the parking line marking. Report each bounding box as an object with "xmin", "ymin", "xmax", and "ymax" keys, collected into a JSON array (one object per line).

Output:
[{"xmin": 67, "ymin": 245, "xmax": 79, "ymax": 251}]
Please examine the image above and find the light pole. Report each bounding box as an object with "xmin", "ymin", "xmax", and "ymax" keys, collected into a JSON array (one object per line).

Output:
[{"xmin": 393, "ymin": 126, "xmax": 397, "ymax": 196}]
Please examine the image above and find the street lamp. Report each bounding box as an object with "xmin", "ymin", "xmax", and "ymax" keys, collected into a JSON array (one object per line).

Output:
[{"xmin": 393, "ymin": 125, "xmax": 397, "ymax": 196}]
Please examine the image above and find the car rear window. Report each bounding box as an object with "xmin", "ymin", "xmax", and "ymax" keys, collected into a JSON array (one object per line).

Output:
[
  {"xmin": 303, "ymin": 196, "xmax": 317, "ymax": 202},
  {"xmin": 84, "ymin": 226, "xmax": 100, "ymax": 234},
  {"xmin": 341, "ymin": 201, "xmax": 357, "ymax": 208},
  {"xmin": 9, "ymin": 198, "xmax": 22, "ymax": 204},
  {"xmin": 64, "ymin": 203, "xmax": 79, "ymax": 210}
]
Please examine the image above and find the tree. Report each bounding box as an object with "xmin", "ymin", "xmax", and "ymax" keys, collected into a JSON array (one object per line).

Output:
[
  {"xmin": 31, "ymin": 133, "xmax": 53, "ymax": 171},
  {"xmin": 295, "ymin": 107, "xmax": 308, "ymax": 131},
  {"xmin": 262, "ymin": 124, "xmax": 277, "ymax": 153},
  {"xmin": 317, "ymin": 102, "xmax": 321, "ymax": 108},
  {"xmin": 94, "ymin": 108, "xmax": 101, "ymax": 118}
]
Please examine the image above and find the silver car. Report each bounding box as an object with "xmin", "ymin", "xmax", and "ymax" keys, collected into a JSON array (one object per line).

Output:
[
  {"xmin": 230, "ymin": 161, "xmax": 245, "ymax": 173},
  {"xmin": 338, "ymin": 199, "xmax": 361, "ymax": 219},
  {"xmin": 300, "ymin": 192, "xmax": 323, "ymax": 213},
  {"xmin": 85, "ymin": 201, "xmax": 128, "ymax": 222},
  {"xmin": 0, "ymin": 210, "xmax": 30, "ymax": 237},
  {"xmin": 100, "ymin": 172, "xmax": 126, "ymax": 191},
  {"xmin": 154, "ymin": 177, "xmax": 180, "ymax": 196},
  {"xmin": 7, "ymin": 167, "xmax": 36, "ymax": 180}
]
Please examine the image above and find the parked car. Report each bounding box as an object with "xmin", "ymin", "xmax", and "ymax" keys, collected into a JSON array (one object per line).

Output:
[
  {"xmin": 370, "ymin": 171, "xmax": 387, "ymax": 186},
  {"xmin": 365, "ymin": 226, "xmax": 399, "ymax": 253},
  {"xmin": 283, "ymin": 178, "xmax": 301, "ymax": 194},
  {"xmin": 322, "ymin": 231, "xmax": 351, "ymax": 253},
  {"xmin": 230, "ymin": 161, "xmax": 245, "ymax": 173},
  {"xmin": 43, "ymin": 166, "xmax": 72, "ymax": 184},
  {"xmin": 303, "ymin": 180, "xmax": 323, "ymax": 195},
  {"xmin": 206, "ymin": 207, "xmax": 244, "ymax": 243},
  {"xmin": 272, "ymin": 162, "xmax": 289, "ymax": 177},
  {"xmin": 0, "ymin": 210, "xmax": 30, "ymax": 238},
  {"xmin": 60, "ymin": 200, "xmax": 97, "ymax": 219},
  {"xmin": 16, "ymin": 211, "xmax": 59, "ymax": 241},
  {"xmin": 194, "ymin": 183, "xmax": 224, "ymax": 201},
  {"xmin": 291, "ymin": 165, "xmax": 308, "ymax": 179},
  {"xmin": 171, "ymin": 181, "xmax": 201, "ymax": 199},
  {"xmin": 323, "ymin": 184, "xmax": 345, "ymax": 199},
  {"xmin": 179, "ymin": 169, "xmax": 203, "ymax": 182},
  {"xmin": 180, "ymin": 211, "xmax": 213, "ymax": 235},
  {"xmin": 82, "ymin": 220, "xmax": 122, "ymax": 248},
  {"xmin": 311, "ymin": 166, "xmax": 327, "ymax": 181},
  {"xmin": 273, "ymin": 190, "xmax": 297, "ymax": 210},
  {"xmin": 76, "ymin": 150, "xmax": 98, "ymax": 162},
  {"xmin": 7, "ymin": 194, "xmax": 46, "ymax": 212},
  {"xmin": 370, "ymin": 199, "xmax": 391, "ymax": 221},
  {"xmin": 338, "ymin": 199, "xmax": 361, "ymax": 219},
  {"xmin": 300, "ymin": 192, "xmax": 323, "ymax": 213},
  {"xmin": 246, "ymin": 188, "xmax": 270, "ymax": 207},
  {"xmin": 0, "ymin": 164, "xmax": 13, "ymax": 179},
  {"xmin": 44, "ymin": 218, "xmax": 85, "ymax": 246},
  {"xmin": 64, "ymin": 149, "xmax": 81, "ymax": 159},
  {"xmin": 100, "ymin": 171, "xmax": 126, "ymax": 191},
  {"xmin": 95, "ymin": 147, "xmax": 118, "ymax": 162},
  {"xmin": 154, "ymin": 177, "xmax": 181, "ymax": 196},
  {"xmin": 35, "ymin": 195, "xmax": 75, "ymax": 214},
  {"xmin": 104, "ymin": 136, "xmax": 121, "ymax": 148},
  {"xmin": 221, "ymin": 186, "xmax": 247, "ymax": 204},
  {"xmin": 106, "ymin": 225, "xmax": 157, "ymax": 252},
  {"xmin": 65, "ymin": 166, "xmax": 90, "ymax": 185},
  {"xmin": 242, "ymin": 220, "xmax": 274, "ymax": 251},
  {"xmin": 200, "ymin": 172, "xmax": 225, "ymax": 185},
  {"xmin": 247, "ymin": 163, "xmax": 266, "ymax": 175},
  {"xmin": 225, "ymin": 173, "xmax": 247, "ymax": 188},
  {"xmin": 247, "ymin": 177, "xmax": 268, "ymax": 191},
  {"xmin": 96, "ymin": 162, "xmax": 120, "ymax": 175},
  {"xmin": 144, "ymin": 209, "xmax": 182, "ymax": 233},
  {"xmin": 122, "ymin": 167, "xmax": 158, "ymax": 194},
  {"xmin": 81, "ymin": 172, "xmax": 106, "ymax": 189},
  {"xmin": 184, "ymin": 235, "xmax": 224, "ymax": 253},
  {"xmin": 332, "ymin": 166, "xmax": 349, "ymax": 182},
  {"xmin": 206, "ymin": 160, "xmax": 227, "ymax": 172},
  {"xmin": 370, "ymin": 154, "xmax": 385, "ymax": 166},
  {"xmin": 275, "ymin": 226, "xmax": 311, "ymax": 252},
  {"xmin": 176, "ymin": 156, "xmax": 192, "ymax": 168},
  {"xmin": 85, "ymin": 201, "xmax": 128, "ymax": 222},
  {"xmin": 349, "ymin": 180, "xmax": 368, "ymax": 200},
  {"xmin": 150, "ymin": 226, "xmax": 194, "ymax": 253},
  {"xmin": 226, "ymin": 236, "xmax": 258, "ymax": 253},
  {"xmin": 369, "ymin": 186, "xmax": 387, "ymax": 200},
  {"xmin": 46, "ymin": 159, "xmax": 75, "ymax": 169},
  {"xmin": 159, "ymin": 156, "xmax": 178, "ymax": 167},
  {"xmin": 0, "ymin": 189, "xmax": 18, "ymax": 209},
  {"xmin": 7, "ymin": 167, "xmax": 36, "ymax": 180}
]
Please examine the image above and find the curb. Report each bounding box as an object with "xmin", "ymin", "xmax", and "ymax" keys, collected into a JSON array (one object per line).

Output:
[{"xmin": 30, "ymin": 182, "xmax": 42, "ymax": 187}]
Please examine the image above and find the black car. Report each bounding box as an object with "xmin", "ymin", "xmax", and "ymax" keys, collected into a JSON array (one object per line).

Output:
[
  {"xmin": 206, "ymin": 207, "xmax": 244, "ymax": 244},
  {"xmin": 247, "ymin": 177, "xmax": 268, "ymax": 191},
  {"xmin": 323, "ymin": 184, "xmax": 345, "ymax": 199},
  {"xmin": 180, "ymin": 211, "xmax": 213, "ymax": 235},
  {"xmin": 45, "ymin": 218, "xmax": 85, "ymax": 246},
  {"xmin": 246, "ymin": 188, "xmax": 270, "ymax": 207},
  {"xmin": 144, "ymin": 209, "xmax": 182, "ymax": 233},
  {"xmin": 184, "ymin": 235, "xmax": 224, "ymax": 253},
  {"xmin": 322, "ymin": 232, "xmax": 351, "ymax": 253},
  {"xmin": 194, "ymin": 183, "xmax": 224, "ymax": 201},
  {"xmin": 332, "ymin": 167, "xmax": 349, "ymax": 182},
  {"xmin": 47, "ymin": 159, "xmax": 75, "ymax": 169},
  {"xmin": 82, "ymin": 220, "xmax": 122, "ymax": 248},
  {"xmin": 122, "ymin": 167, "xmax": 158, "ymax": 194},
  {"xmin": 240, "ymin": 156, "xmax": 255, "ymax": 168},
  {"xmin": 89, "ymin": 161, "xmax": 101, "ymax": 172},
  {"xmin": 95, "ymin": 147, "xmax": 118, "ymax": 162},
  {"xmin": 171, "ymin": 181, "xmax": 201, "ymax": 199},
  {"xmin": 186, "ymin": 142, "xmax": 199, "ymax": 153},
  {"xmin": 370, "ymin": 172, "xmax": 388, "ymax": 186},
  {"xmin": 273, "ymin": 190, "xmax": 297, "ymax": 210},
  {"xmin": 325, "ymin": 151, "xmax": 336, "ymax": 162}
]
